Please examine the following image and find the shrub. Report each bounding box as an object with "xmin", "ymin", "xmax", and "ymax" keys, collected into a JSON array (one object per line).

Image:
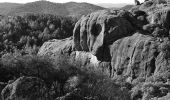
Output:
[
  {"xmin": 0, "ymin": 52, "xmax": 132, "ymax": 99},
  {"xmin": 0, "ymin": 53, "xmax": 57, "ymax": 85}
]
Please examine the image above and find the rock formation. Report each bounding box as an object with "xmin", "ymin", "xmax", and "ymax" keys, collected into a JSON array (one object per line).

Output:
[
  {"xmin": 39, "ymin": 40, "xmax": 111, "ymax": 77},
  {"xmin": 1, "ymin": 76, "xmax": 48, "ymax": 100},
  {"xmin": 39, "ymin": 1, "xmax": 170, "ymax": 81},
  {"xmin": 38, "ymin": 37, "xmax": 73, "ymax": 57},
  {"xmin": 110, "ymin": 33, "xmax": 170, "ymax": 79},
  {"xmin": 36, "ymin": 1, "xmax": 170, "ymax": 99},
  {"xmin": 73, "ymin": 9, "xmax": 137, "ymax": 61}
]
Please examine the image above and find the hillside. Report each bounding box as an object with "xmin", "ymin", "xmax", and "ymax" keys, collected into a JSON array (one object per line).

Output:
[
  {"xmin": 0, "ymin": 3, "xmax": 21, "ymax": 15},
  {"xmin": 65, "ymin": 2, "xmax": 105, "ymax": 17},
  {"xmin": 97, "ymin": 3, "xmax": 129, "ymax": 8},
  {"xmin": 6, "ymin": 1, "xmax": 104, "ymax": 17}
]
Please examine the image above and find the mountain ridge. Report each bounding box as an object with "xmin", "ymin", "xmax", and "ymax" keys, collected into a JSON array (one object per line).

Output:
[
  {"xmin": 0, "ymin": 1, "xmax": 105, "ymax": 17},
  {"xmin": 96, "ymin": 3, "xmax": 132, "ymax": 8},
  {"xmin": 0, "ymin": 3, "xmax": 22, "ymax": 15}
]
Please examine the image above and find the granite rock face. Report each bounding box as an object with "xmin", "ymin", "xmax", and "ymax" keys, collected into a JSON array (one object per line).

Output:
[
  {"xmin": 73, "ymin": 10, "xmax": 136, "ymax": 61},
  {"xmin": 38, "ymin": 1, "xmax": 170, "ymax": 81},
  {"xmin": 38, "ymin": 38, "xmax": 112, "ymax": 76},
  {"xmin": 38, "ymin": 37, "xmax": 73, "ymax": 57},
  {"xmin": 110, "ymin": 33, "xmax": 170, "ymax": 79},
  {"xmin": 35, "ymin": 1, "xmax": 170, "ymax": 100},
  {"xmin": 148, "ymin": 8, "xmax": 170, "ymax": 32}
]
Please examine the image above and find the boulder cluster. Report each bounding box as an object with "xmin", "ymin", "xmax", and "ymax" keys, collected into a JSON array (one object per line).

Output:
[
  {"xmin": 38, "ymin": 0, "xmax": 170, "ymax": 99},
  {"xmin": 39, "ymin": 0, "xmax": 170, "ymax": 80}
]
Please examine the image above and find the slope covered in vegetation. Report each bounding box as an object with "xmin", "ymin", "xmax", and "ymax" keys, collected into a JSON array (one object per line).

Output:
[
  {"xmin": 5, "ymin": 1, "xmax": 104, "ymax": 18},
  {"xmin": 0, "ymin": 14, "xmax": 77, "ymax": 56},
  {"xmin": 0, "ymin": 3, "xmax": 21, "ymax": 15}
]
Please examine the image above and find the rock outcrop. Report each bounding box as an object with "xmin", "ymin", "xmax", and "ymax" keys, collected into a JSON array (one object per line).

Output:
[
  {"xmin": 110, "ymin": 33, "xmax": 170, "ymax": 79},
  {"xmin": 132, "ymin": 0, "xmax": 170, "ymax": 33},
  {"xmin": 1, "ymin": 76, "xmax": 48, "ymax": 100},
  {"xmin": 39, "ymin": 39, "xmax": 111, "ymax": 77},
  {"xmin": 37, "ymin": 1, "xmax": 170, "ymax": 100},
  {"xmin": 38, "ymin": 0, "xmax": 170, "ymax": 82},
  {"xmin": 38, "ymin": 37, "xmax": 73, "ymax": 57},
  {"xmin": 73, "ymin": 10, "xmax": 137, "ymax": 61},
  {"xmin": 148, "ymin": 8, "xmax": 170, "ymax": 32},
  {"xmin": 38, "ymin": 37, "xmax": 99, "ymax": 68}
]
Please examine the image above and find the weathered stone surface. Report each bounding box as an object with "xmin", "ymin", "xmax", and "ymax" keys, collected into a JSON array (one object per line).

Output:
[
  {"xmin": 131, "ymin": 0, "xmax": 170, "ymax": 32},
  {"xmin": 38, "ymin": 38, "xmax": 111, "ymax": 78},
  {"xmin": 73, "ymin": 9, "xmax": 136, "ymax": 61},
  {"xmin": 1, "ymin": 76, "xmax": 48, "ymax": 100},
  {"xmin": 138, "ymin": 0, "xmax": 167, "ymax": 13},
  {"xmin": 38, "ymin": 38, "xmax": 99, "ymax": 67},
  {"xmin": 36, "ymin": 2, "xmax": 170, "ymax": 100},
  {"xmin": 148, "ymin": 8, "xmax": 170, "ymax": 31},
  {"xmin": 38, "ymin": 3, "xmax": 170, "ymax": 82},
  {"xmin": 110, "ymin": 33, "xmax": 170, "ymax": 80},
  {"xmin": 69, "ymin": 51, "xmax": 99, "ymax": 67},
  {"xmin": 38, "ymin": 37, "xmax": 73, "ymax": 57}
]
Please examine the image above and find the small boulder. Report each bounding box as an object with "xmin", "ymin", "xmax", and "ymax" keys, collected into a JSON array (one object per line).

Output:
[
  {"xmin": 1, "ymin": 76, "xmax": 48, "ymax": 100},
  {"xmin": 38, "ymin": 37, "xmax": 73, "ymax": 57}
]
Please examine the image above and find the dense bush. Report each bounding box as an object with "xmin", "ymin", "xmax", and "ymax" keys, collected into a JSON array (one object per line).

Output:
[
  {"xmin": 0, "ymin": 53, "xmax": 131, "ymax": 99},
  {"xmin": 0, "ymin": 14, "xmax": 77, "ymax": 56},
  {"xmin": 131, "ymin": 81, "xmax": 170, "ymax": 100},
  {"xmin": 0, "ymin": 53, "xmax": 57, "ymax": 84}
]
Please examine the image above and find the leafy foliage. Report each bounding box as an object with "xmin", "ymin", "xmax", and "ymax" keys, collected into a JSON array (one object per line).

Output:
[{"xmin": 0, "ymin": 14, "xmax": 77, "ymax": 56}]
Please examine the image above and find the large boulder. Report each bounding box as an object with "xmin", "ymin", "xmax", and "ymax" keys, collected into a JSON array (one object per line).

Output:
[
  {"xmin": 148, "ymin": 8, "xmax": 170, "ymax": 31},
  {"xmin": 132, "ymin": 0, "xmax": 170, "ymax": 32},
  {"xmin": 73, "ymin": 9, "xmax": 137, "ymax": 61},
  {"xmin": 38, "ymin": 38, "xmax": 111, "ymax": 77},
  {"xmin": 110, "ymin": 33, "xmax": 170, "ymax": 80},
  {"xmin": 38, "ymin": 37, "xmax": 99, "ymax": 69},
  {"xmin": 38, "ymin": 37, "xmax": 73, "ymax": 57},
  {"xmin": 137, "ymin": 0, "xmax": 167, "ymax": 12},
  {"xmin": 38, "ymin": 36, "xmax": 100, "ymax": 67},
  {"xmin": 38, "ymin": 4, "xmax": 170, "ymax": 82},
  {"xmin": 1, "ymin": 76, "xmax": 48, "ymax": 100}
]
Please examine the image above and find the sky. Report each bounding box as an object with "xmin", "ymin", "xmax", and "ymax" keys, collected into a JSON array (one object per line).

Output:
[{"xmin": 0, "ymin": 0, "xmax": 145, "ymax": 4}]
